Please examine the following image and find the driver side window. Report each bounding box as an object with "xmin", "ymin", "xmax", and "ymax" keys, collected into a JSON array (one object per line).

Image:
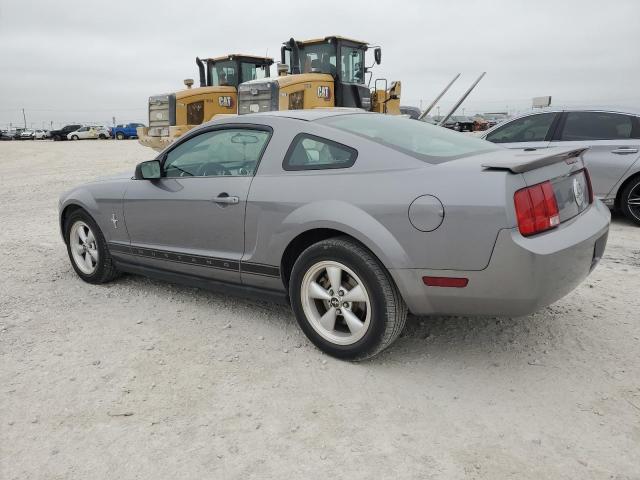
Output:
[{"xmin": 163, "ymin": 128, "xmax": 271, "ymax": 178}]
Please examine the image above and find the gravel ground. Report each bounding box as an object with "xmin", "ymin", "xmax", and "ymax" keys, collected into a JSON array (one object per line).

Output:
[{"xmin": 1, "ymin": 140, "xmax": 639, "ymax": 480}]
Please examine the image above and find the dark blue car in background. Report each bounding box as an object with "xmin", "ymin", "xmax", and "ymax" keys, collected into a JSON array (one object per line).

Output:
[{"xmin": 111, "ymin": 123, "xmax": 145, "ymax": 140}]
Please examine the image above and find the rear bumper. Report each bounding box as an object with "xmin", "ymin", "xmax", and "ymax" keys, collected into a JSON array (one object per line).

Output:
[{"xmin": 390, "ymin": 200, "xmax": 611, "ymax": 317}]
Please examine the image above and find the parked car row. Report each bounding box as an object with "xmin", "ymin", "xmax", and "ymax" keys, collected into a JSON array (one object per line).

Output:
[
  {"xmin": 50, "ymin": 123, "xmax": 145, "ymax": 141},
  {"xmin": 0, "ymin": 123, "xmax": 146, "ymax": 142},
  {"xmin": 399, "ymin": 106, "xmax": 510, "ymax": 132},
  {"xmin": 0, "ymin": 128, "xmax": 51, "ymax": 140}
]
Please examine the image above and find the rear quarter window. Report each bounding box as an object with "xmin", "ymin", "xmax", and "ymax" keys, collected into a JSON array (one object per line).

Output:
[
  {"xmin": 283, "ymin": 134, "xmax": 357, "ymax": 171},
  {"xmin": 318, "ymin": 114, "xmax": 498, "ymax": 164}
]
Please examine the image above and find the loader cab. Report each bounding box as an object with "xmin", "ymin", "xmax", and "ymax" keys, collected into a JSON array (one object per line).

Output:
[
  {"xmin": 281, "ymin": 36, "xmax": 379, "ymax": 110},
  {"xmin": 140, "ymin": 54, "xmax": 274, "ymax": 151},
  {"xmin": 197, "ymin": 55, "xmax": 273, "ymax": 88}
]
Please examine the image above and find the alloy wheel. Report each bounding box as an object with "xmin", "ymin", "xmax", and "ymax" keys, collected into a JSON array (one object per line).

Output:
[
  {"xmin": 627, "ymin": 182, "xmax": 640, "ymax": 222},
  {"xmin": 70, "ymin": 221, "xmax": 98, "ymax": 275},
  {"xmin": 300, "ymin": 260, "xmax": 371, "ymax": 345}
]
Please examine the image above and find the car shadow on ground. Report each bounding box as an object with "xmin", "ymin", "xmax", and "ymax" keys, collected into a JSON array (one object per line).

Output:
[
  {"xmin": 114, "ymin": 272, "xmax": 567, "ymax": 365},
  {"xmin": 381, "ymin": 311, "xmax": 565, "ymax": 364}
]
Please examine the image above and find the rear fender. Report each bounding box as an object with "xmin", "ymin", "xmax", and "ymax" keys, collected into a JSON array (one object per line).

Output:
[{"xmin": 277, "ymin": 200, "xmax": 411, "ymax": 269}]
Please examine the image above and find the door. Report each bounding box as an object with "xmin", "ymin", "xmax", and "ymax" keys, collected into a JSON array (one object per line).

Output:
[
  {"xmin": 87, "ymin": 127, "xmax": 98, "ymax": 139},
  {"xmin": 484, "ymin": 112, "xmax": 559, "ymax": 149},
  {"xmin": 551, "ymin": 111, "xmax": 640, "ymax": 199},
  {"xmin": 123, "ymin": 126, "xmax": 271, "ymax": 283},
  {"xmin": 75, "ymin": 126, "xmax": 89, "ymax": 139}
]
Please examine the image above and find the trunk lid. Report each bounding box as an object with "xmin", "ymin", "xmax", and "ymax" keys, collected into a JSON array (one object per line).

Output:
[
  {"xmin": 481, "ymin": 146, "xmax": 592, "ymax": 227},
  {"xmin": 480, "ymin": 147, "xmax": 588, "ymax": 173}
]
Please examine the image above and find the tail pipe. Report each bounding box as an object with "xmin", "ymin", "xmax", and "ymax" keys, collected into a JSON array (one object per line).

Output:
[{"xmin": 195, "ymin": 57, "xmax": 206, "ymax": 87}]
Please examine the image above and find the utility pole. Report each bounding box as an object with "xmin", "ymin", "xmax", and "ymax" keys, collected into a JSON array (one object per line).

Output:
[{"xmin": 22, "ymin": 108, "xmax": 27, "ymax": 129}]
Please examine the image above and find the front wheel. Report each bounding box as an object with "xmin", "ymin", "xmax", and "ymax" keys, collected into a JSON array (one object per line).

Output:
[
  {"xmin": 65, "ymin": 209, "xmax": 119, "ymax": 284},
  {"xmin": 116, "ymin": 132, "xmax": 125, "ymax": 140},
  {"xmin": 71, "ymin": 135, "xmax": 79, "ymax": 140},
  {"xmin": 289, "ymin": 237, "xmax": 407, "ymax": 360},
  {"xmin": 620, "ymin": 176, "xmax": 640, "ymax": 226}
]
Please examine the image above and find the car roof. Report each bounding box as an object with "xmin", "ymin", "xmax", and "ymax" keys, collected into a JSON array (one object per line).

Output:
[
  {"xmin": 513, "ymin": 105, "xmax": 640, "ymax": 117},
  {"xmin": 239, "ymin": 108, "xmax": 368, "ymax": 122}
]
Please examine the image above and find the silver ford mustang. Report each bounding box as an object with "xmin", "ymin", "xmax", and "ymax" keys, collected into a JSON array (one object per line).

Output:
[{"xmin": 59, "ymin": 109, "xmax": 610, "ymax": 359}]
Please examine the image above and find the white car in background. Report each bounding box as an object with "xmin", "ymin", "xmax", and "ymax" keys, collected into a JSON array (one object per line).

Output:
[
  {"xmin": 34, "ymin": 130, "xmax": 49, "ymax": 140},
  {"xmin": 67, "ymin": 126, "xmax": 111, "ymax": 140}
]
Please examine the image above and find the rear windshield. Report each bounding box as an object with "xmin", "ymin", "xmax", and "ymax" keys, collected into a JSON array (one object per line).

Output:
[{"xmin": 318, "ymin": 114, "xmax": 499, "ymax": 164}]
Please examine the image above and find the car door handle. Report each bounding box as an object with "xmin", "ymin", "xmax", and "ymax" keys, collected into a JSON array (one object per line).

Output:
[
  {"xmin": 611, "ymin": 148, "xmax": 639, "ymax": 154},
  {"xmin": 213, "ymin": 193, "xmax": 239, "ymax": 205}
]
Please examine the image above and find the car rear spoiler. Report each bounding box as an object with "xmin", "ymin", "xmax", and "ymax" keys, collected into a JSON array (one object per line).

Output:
[{"xmin": 481, "ymin": 147, "xmax": 589, "ymax": 173}]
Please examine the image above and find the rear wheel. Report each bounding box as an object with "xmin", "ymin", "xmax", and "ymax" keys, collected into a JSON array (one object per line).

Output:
[
  {"xmin": 620, "ymin": 176, "xmax": 640, "ymax": 226},
  {"xmin": 116, "ymin": 132, "xmax": 125, "ymax": 140},
  {"xmin": 289, "ymin": 237, "xmax": 407, "ymax": 360},
  {"xmin": 99, "ymin": 134, "xmax": 107, "ymax": 139},
  {"xmin": 65, "ymin": 209, "xmax": 119, "ymax": 284},
  {"xmin": 53, "ymin": 135, "xmax": 61, "ymax": 141}
]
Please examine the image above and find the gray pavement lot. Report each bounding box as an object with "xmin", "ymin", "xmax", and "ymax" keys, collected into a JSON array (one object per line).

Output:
[{"xmin": 1, "ymin": 140, "xmax": 639, "ymax": 479}]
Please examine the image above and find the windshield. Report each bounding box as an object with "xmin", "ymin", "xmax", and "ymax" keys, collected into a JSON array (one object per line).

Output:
[
  {"xmin": 298, "ymin": 43, "xmax": 337, "ymax": 76},
  {"xmin": 318, "ymin": 114, "xmax": 500, "ymax": 163},
  {"xmin": 209, "ymin": 60, "xmax": 237, "ymax": 86},
  {"xmin": 240, "ymin": 62, "xmax": 269, "ymax": 82}
]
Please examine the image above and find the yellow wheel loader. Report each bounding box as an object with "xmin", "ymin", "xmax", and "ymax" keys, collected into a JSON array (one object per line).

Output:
[
  {"xmin": 237, "ymin": 36, "xmax": 401, "ymax": 116},
  {"xmin": 138, "ymin": 54, "xmax": 273, "ymax": 151}
]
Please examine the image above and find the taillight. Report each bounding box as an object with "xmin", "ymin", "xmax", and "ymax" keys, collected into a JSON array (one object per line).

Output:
[
  {"xmin": 583, "ymin": 168, "xmax": 594, "ymax": 204},
  {"xmin": 514, "ymin": 180, "xmax": 560, "ymax": 236}
]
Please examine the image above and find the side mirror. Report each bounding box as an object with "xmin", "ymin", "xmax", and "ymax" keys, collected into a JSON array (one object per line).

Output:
[
  {"xmin": 374, "ymin": 47, "xmax": 382, "ymax": 65},
  {"xmin": 135, "ymin": 160, "xmax": 161, "ymax": 180}
]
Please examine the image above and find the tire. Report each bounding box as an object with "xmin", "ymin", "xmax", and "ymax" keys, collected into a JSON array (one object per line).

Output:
[
  {"xmin": 116, "ymin": 132, "xmax": 125, "ymax": 140},
  {"xmin": 64, "ymin": 209, "xmax": 119, "ymax": 284},
  {"xmin": 289, "ymin": 236, "xmax": 407, "ymax": 360},
  {"xmin": 71, "ymin": 135, "xmax": 79, "ymax": 140},
  {"xmin": 620, "ymin": 176, "xmax": 640, "ymax": 226},
  {"xmin": 53, "ymin": 135, "xmax": 61, "ymax": 141},
  {"xmin": 99, "ymin": 134, "xmax": 106, "ymax": 139}
]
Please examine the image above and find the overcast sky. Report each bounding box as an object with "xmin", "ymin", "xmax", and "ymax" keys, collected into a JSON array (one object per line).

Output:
[{"xmin": 1, "ymin": 0, "xmax": 639, "ymax": 128}]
